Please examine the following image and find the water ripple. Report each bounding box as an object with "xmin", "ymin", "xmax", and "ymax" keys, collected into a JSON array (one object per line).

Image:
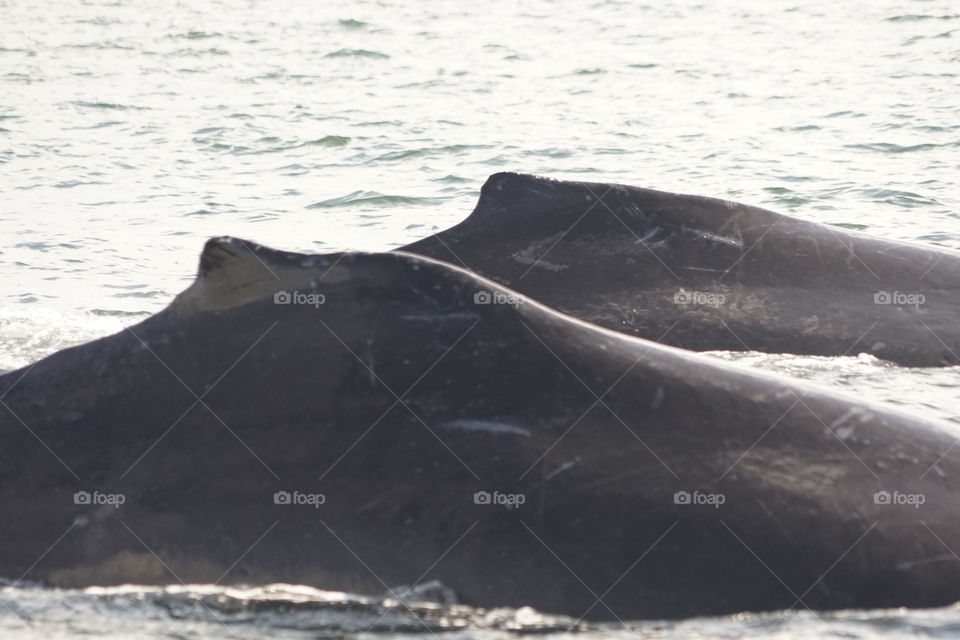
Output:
[{"xmin": 307, "ymin": 191, "xmax": 447, "ymax": 208}]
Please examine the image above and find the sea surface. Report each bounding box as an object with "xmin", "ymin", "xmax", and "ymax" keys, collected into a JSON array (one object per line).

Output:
[{"xmin": 1, "ymin": 0, "xmax": 959, "ymax": 637}]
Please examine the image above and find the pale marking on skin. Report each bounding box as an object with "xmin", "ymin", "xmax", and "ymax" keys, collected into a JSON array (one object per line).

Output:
[
  {"xmin": 897, "ymin": 554, "xmax": 957, "ymax": 570},
  {"xmin": 651, "ymin": 386, "xmax": 665, "ymax": 410},
  {"xmin": 400, "ymin": 312, "xmax": 481, "ymax": 322},
  {"xmin": 443, "ymin": 419, "xmax": 532, "ymax": 437},
  {"xmin": 635, "ymin": 226, "xmax": 665, "ymax": 244},
  {"xmin": 829, "ymin": 407, "xmax": 873, "ymax": 441},
  {"xmin": 511, "ymin": 232, "xmax": 570, "ymax": 272},
  {"xmin": 544, "ymin": 458, "xmax": 579, "ymax": 481},
  {"xmin": 699, "ymin": 231, "xmax": 745, "ymax": 248},
  {"xmin": 681, "ymin": 266, "xmax": 729, "ymax": 273}
]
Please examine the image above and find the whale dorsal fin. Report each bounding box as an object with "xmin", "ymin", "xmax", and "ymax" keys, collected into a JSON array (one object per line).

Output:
[
  {"xmin": 472, "ymin": 172, "xmax": 565, "ymax": 221},
  {"xmin": 167, "ymin": 237, "xmax": 342, "ymax": 315}
]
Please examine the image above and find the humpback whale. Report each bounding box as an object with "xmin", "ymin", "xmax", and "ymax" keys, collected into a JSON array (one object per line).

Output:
[
  {"xmin": 2, "ymin": 237, "xmax": 960, "ymax": 621},
  {"xmin": 403, "ymin": 173, "xmax": 960, "ymax": 367}
]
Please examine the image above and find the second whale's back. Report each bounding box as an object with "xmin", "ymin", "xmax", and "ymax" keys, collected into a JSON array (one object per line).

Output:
[{"xmin": 403, "ymin": 172, "xmax": 960, "ymax": 366}]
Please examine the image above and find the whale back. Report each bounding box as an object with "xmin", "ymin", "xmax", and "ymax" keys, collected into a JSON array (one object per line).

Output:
[
  {"xmin": 402, "ymin": 173, "xmax": 960, "ymax": 365},
  {"xmin": 3, "ymin": 238, "xmax": 960, "ymax": 619}
]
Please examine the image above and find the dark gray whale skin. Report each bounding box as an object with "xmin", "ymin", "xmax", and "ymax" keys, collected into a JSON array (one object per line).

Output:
[
  {"xmin": 2, "ymin": 237, "xmax": 960, "ymax": 621},
  {"xmin": 403, "ymin": 172, "xmax": 960, "ymax": 366}
]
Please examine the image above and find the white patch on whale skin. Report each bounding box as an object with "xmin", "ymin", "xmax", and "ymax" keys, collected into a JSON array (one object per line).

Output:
[
  {"xmin": 650, "ymin": 386, "xmax": 665, "ymax": 410},
  {"xmin": 511, "ymin": 232, "xmax": 570, "ymax": 272},
  {"xmin": 635, "ymin": 226, "xmax": 667, "ymax": 246},
  {"xmin": 828, "ymin": 407, "xmax": 874, "ymax": 441},
  {"xmin": 834, "ymin": 424, "xmax": 855, "ymax": 441},
  {"xmin": 545, "ymin": 457, "xmax": 580, "ymax": 481},
  {"xmin": 801, "ymin": 316, "xmax": 821, "ymax": 333},
  {"xmin": 681, "ymin": 266, "xmax": 728, "ymax": 273},
  {"xmin": 896, "ymin": 554, "xmax": 958, "ymax": 571},
  {"xmin": 698, "ymin": 231, "xmax": 744, "ymax": 248},
  {"xmin": 400, "ymin": 312, "xmax": 480, "ymax": 323},
  {"xmin": 443, "ymin": 419, "xmax": 531, "ymax": 437}
]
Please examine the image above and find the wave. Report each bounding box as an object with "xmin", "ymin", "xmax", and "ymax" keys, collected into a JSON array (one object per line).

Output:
[
  {"xmin": 307, "ymin": 191, "xmax": 446, "ymax": 209},
  {"xmin": 324, "ymin": 49, "xmax": 390, "ymax": 59},
  {"xmin": 886, "ymin": 14, "xmax": 959, "ymax": 22},
  {"xmin": 71, "ymin": 101, "xmax": 146, "ymax": 111},
  {"xmin": 844, "ymin": 142, "xmax": 954, "ymax": 153},
  {"xmin": 0, "ymin": 582, "xmax": 580, "ymax": 636}
]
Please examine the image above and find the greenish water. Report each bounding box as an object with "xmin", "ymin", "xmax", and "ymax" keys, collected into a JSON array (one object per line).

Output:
[{"xmin": 1, "ymin": 0, "xmax": 959, "ymax": 636}]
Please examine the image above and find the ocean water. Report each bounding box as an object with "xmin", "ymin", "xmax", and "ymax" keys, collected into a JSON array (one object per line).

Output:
[{"xmin": 1, "ymin": 0, "xmax": 959, "ymax": 636}]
